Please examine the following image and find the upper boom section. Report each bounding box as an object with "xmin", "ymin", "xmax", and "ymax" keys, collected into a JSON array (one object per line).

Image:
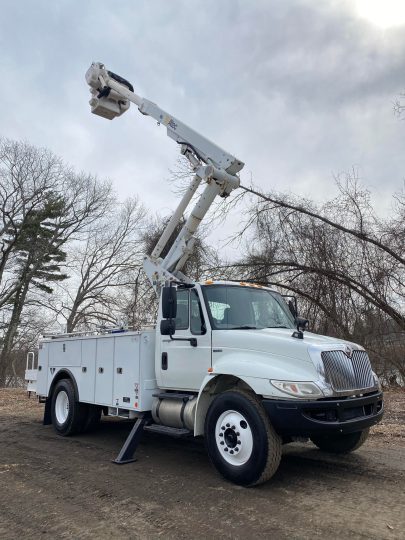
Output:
[{"xmin": 85, "ymin": 62, "xmax": 244, "ymax": 175}]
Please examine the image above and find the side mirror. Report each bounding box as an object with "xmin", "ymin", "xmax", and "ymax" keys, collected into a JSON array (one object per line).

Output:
[
  {"xmin": 160, "ymin": 285, "xmax": 197, "ymax": 347},
  {"xmin": 296, "ymin": 317, "xmax": 309, "ymax": 332},
  {"xmin": 160, "ymin": 319, "xmax": 176, "ymax": 336},
  {"xmin": 162, "ymin": 286, "xmax": 177, "ymax": 319}
]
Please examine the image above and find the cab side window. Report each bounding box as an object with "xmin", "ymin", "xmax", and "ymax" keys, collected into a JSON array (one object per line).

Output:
[
  {"xmin": 175, "ymin": 289, "xmax": 189, "ymax": 330},
  {"xmin": 190, "ymin": 289, "xmax": 206, "ymax": 335}
]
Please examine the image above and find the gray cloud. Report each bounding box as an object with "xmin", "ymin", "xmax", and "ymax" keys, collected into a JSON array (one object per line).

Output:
[{"xmin": 0, "ymin": 0, "xmax": 404, "ymax": 253}]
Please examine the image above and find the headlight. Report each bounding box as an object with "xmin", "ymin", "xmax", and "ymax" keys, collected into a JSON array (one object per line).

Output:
[
  {"xmin": 270, "ymin": 380, "xmax": 323, "ymax": 398},
  {"xmin": 372, "ymin": 371, "xmax": 382, "ymax": 391}
]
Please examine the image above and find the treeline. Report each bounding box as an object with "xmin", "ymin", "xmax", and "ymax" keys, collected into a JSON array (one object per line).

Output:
[{"xmin": 0, "ymin": 138, "xmax": 403, "ymax": 387}]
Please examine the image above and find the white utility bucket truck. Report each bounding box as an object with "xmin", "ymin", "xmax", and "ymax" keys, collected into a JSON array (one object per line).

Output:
[{"xmin": 26, "ymin": 62, "xmax": 383, "ymax": 486}]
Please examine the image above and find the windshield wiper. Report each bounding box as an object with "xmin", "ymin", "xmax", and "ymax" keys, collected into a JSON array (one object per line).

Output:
[
  {"xmin": 232, "ymin": 325, "xmax": 258, "ymax": 330},
  {"xmin": 266, "ymin": 325, "xmax": 290, "ymax": 329}
]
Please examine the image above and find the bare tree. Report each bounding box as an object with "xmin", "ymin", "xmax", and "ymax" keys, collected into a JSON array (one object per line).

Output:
[
  {"xmin": 235, "ymin": 173, "xmax": 404, "ymax": 326},
  {"xmin": 59, "ymin": 198, "xmax": 146, "ymax": 332},
  {"xmin": 3, "ymin": 304, "xmax": 54, "ymax": 388},
  {"xmin": 394, "ymin": 92, "xmax": 405, "ymax": 117}
]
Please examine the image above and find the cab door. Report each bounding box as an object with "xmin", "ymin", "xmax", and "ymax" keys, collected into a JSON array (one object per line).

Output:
[{"xmin": 159, "ymin": 288, "xmax": 211, "ymax": 391}]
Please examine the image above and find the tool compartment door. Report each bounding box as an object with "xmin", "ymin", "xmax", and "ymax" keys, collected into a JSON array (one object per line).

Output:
[
  {"xmin": 80, "ymin": 338, "xmax": 97, "ymax": 403},
  {"xmin": 36, "ymin": 343, "xmax": 49, "ymax": 396},
  {"xmin": 49, "ymin": 340, "xmax": 81, "ymax": 367},
  {"xmin": 113, "ymin": 334, "xmax": 140, "ymax": 408},
  {"xmin": 95, "ymin": 337, "xmax": 114, "ymax": 406}
]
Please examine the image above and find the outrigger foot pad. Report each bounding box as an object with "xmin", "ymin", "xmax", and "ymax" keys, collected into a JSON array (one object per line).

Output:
[{"xmin": 112, "ymin": 415, "xmax": 149, "ymax": 465}]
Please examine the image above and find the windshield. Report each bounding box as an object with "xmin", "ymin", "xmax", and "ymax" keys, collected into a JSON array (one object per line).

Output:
[{"xmin": 202, "ymin": 285, "xmax": 296, "ymax": 330}]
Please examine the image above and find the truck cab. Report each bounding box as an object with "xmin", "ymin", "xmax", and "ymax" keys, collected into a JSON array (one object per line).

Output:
[
  {"xmin": 154, "ymin": 280, "xmax": 383, "ymax": 484},
  {"xmin": 158, "ymin": 280, "xmax": 382, "ymax": 402}
]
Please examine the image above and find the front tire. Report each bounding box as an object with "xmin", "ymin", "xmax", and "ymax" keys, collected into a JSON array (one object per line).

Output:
[
  {"xmin": 311, "ymin": 429, "xmax": 369, "ymax": 454},
  {"xmin": 51, "ymin": 379, "xmax": 88, "ymax": 436},
  {"xmin": 205, "ymin": 389, "xmax": 282, "ymax": 486}
]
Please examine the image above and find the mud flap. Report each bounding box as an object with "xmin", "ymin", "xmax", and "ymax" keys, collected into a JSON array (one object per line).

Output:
[{"xmin": 43, "ymin": 397, "xmax": 52, "ymax": 425}]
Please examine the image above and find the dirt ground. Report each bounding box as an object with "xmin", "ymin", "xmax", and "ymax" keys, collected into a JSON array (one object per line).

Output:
[{"xmin": 0, "ymin": 389, "xmax": 404, "ymax": 540}]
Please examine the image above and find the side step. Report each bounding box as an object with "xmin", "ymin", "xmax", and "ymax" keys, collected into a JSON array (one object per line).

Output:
[{"xmin": 144, "ymin": 424, "xmax": 191, "ymax": 437}]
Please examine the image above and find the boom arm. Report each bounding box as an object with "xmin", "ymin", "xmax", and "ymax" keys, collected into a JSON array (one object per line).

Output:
[{"xmin": 85, "ymin": 62, "xmax": 244, "ymax": 291}]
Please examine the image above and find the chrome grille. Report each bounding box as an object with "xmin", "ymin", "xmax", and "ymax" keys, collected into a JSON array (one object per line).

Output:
[{"xmin": 321, "ymin": 350, "xmax": 374, "ymax": 392}]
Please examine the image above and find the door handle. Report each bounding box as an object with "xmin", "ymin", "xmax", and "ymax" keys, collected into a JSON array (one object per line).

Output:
[{"xmin": 162, "ymin": 352, "xmax": 168, "ymax": 370}]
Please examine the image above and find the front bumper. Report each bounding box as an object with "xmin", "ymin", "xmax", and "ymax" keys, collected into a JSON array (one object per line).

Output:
[{"xmin": 262, "ymin": 391, "xmax": 383, "ymax": 437}]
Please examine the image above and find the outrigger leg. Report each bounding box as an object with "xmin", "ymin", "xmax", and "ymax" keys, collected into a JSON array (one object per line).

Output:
[{"xmin": 112, "ymin": 415, "xmax": 149, "ymax": 464}]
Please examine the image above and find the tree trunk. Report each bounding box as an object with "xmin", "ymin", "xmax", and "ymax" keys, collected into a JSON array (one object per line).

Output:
[{"xmin": 0, "ymin": 281, "xmax": 29, "ymax": 387}]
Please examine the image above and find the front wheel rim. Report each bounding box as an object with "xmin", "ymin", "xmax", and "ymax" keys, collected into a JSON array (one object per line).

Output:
[
  {"xmin": 55, "ymin": 390, "xmax": 69, "ymax": 424},
  {"xmin": 215, "ymin": 410, "xmax": 253, "ymax": 466}
]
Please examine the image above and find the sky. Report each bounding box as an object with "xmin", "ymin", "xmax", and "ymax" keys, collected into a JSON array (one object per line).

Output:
[{"xmin": 1, "ymin": 0, "xmax": 405, "ymax": 255}]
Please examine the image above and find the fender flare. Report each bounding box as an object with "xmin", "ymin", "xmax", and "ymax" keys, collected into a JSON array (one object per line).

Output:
[
  {"xmin": 193, "ymin": 373, "xmax": 256, "ymax": 436},
  {"xmin": 48, "ymin": 368, "xmax": 80, "ymax": 401}
]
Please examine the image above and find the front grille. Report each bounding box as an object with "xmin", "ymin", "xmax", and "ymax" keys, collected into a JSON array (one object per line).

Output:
[{"xmin": 321, "ymin": 350, "xmax": 374, "ymax": 392}]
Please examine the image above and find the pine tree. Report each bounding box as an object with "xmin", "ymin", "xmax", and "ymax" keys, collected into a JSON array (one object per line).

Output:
[{"xmin": 0, "ymin": 194, "xmax": 68, "ymax": 386}]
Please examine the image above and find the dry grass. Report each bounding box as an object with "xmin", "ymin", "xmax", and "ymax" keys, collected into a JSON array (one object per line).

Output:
[
  {"xmin": 0, "ymin": 388, "xmax": 41, "ymax": 418},
  {"xmin": 371, "ymin": 388, "xmax": 405, "ymax": 443}
]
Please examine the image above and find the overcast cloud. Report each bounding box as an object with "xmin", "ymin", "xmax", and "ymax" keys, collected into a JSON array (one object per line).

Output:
[{"xmin": 1, "ymin": 0, "xmax": 404, "ymax": 253}]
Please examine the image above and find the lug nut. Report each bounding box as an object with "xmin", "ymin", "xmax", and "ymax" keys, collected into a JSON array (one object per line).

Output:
[
  {"xmin": 235, "ymin": 447, "xmax": 239, "ymax": 452},
  {"xmin": 224, "ymin": 447, "xmax": 228, "ymax": 452},
  {"xmin": 230, "ymin": 450, "xmax": 234, "ymax": 454},
  {"xmin": 226, "ymin": 423, "xmax": 230, "ymax": 427},
  {"xmin": 221, "ymin": 426, "xmax": 225, "ymax": 431},
  {"xmin": 232, "ymin": 425, "xmax": 235, "ymax": 430},
  {"xmin": 219, "ymin": 432, "xmax": 223, "ymax": 437},
  {"xmin": 220, "ymin": 441, "xmax": 224, "ymax": 445},
  {"xmin": 236, "ymin": 432, "xmax": 240, "ymax": 436},
  {"xmin": 237, "ymin": 440, "xmax": 241, "ymax": 445}
]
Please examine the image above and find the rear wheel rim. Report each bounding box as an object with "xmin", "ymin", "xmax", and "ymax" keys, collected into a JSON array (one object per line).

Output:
[
  {"xmin": 215, "ymin": 410, "xmax": 253, "ymax": 466},
  {"xmin": 55, "ymin": 390, "xmax": 69, "ymax": 424}
]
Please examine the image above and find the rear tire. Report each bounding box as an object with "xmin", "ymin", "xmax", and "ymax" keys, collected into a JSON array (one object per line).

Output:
[
  {"xmin": 311, "ymin": 429, "xmax": 369, "ymax": 454},
  {"xmin": 205, "ymin": 389, "xmax": 282, "ymax": 486},
  {"xmin": 51, "ymin": 379, "xmax": 88, "ymax": 436}
]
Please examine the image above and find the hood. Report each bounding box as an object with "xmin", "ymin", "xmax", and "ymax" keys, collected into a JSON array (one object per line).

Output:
[{"xmin": 212, "ymin": 328, "xmax": 361, "ymax": 364}]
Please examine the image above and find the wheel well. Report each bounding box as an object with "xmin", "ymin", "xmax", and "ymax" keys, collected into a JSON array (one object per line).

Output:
[
  {"xmin": 48, "ymin": 369, "xmax": 79, "ymax": 401},
  {"xmin": 194, "ymin": 375, "xmax": 256, "ymax": 436}
]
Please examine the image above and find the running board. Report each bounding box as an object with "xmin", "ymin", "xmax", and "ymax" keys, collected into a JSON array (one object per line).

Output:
[
  {"xmin": 152, "ymin": 392, "xmax": 196, "ymax": 402},
  {"xmin": 144, "ymin": 424, "xmax": 191, "ymax": 437}
]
